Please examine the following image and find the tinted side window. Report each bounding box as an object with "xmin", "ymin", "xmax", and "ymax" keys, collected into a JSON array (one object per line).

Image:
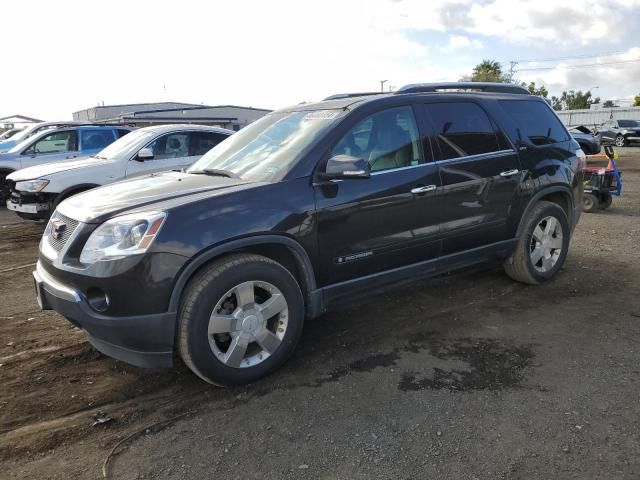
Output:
[
  {"xmin": 80, "ymin": 129, "xmax": 116, "ymax": 150},
  {"xmin": 191, "ymin": 132, "xmax": 229, "ymax": 156},
  {"xmin": 145, "ymin": 133, "xmax": 190, "ymax": 160},
  {"xmin": 24, "ymin": 130, "xmax": 78, "ymax": 155},
  {"xmin": 425, "ymin": 102, "xmax": 500, "ymax": 159},
  {"xmin": 498, "ymin": 100, "xmax": 569, "ymax": 146},
  {"xmin": 331, "ymin": 106, "xmax": 423, "ymax": 172}
]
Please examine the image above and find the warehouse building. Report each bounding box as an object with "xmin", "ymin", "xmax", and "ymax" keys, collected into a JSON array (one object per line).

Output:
[
  {"xmin": 0, "ymin": 114, "xmax": 43, "ymax": 132},
  {"xmin": 73, "ymin": 102, "xmax": 271, "ymax": 131}
]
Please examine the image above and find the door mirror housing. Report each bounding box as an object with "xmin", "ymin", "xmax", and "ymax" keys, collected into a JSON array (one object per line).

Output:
[
  {"xmin": 320, "ymin": 155, "xmax": 371, "ymax": 180},
  {"xmin": 136, "ymin": 147, "xmax": 154, "ymax": 161}
]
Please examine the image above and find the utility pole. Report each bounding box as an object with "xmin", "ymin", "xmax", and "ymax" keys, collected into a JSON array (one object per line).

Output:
[
  {"xmin": 508, "ymin": 61, "xmax": 518, "ymax": 83},
  {"xmin": 380, "ymin": 80, "xmax": 387, "ymax": 92}
]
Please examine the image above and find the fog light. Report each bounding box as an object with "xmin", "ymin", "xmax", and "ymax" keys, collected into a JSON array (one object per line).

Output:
[{"xmin": 86, "ymin": 287, "xmax": 109, "ymax": 313}]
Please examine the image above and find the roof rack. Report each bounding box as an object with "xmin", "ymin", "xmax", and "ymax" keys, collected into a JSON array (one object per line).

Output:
[
  {"xmin": 395, "ymin": 82, "xmax": 530, "ymax": 95},
  {"xmin": 323, "ymin": 92, "xmax": 385, "ymax": 101}
]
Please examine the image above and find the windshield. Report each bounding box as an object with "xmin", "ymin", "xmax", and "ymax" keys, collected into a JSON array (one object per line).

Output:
[
  {"xmin": 188, "ymin": 109, "xmax": 346, "ymax": 181},
  {"xmin": 618, "ymin": 120, "xmax": 639, "ymax": 128},
  {"xmin": 1, "ymin": 126, "xmax": 33, "ymax": 145},
  {"xmin": 95, "ymin": 129, "xmax": 154, "ymax": 159}
]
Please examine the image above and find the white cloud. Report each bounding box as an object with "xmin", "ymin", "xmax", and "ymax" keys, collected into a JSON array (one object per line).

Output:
[
  {"xmin": 447, "ymin": 35, "xmax": 483, "ymax": 50},
  {"xmin": 381, "ymin": 0, "xmax": 640, "ymax": 47},
  {"xmin": 517, "ymin": 48, "xmax": 640, "ymax": 102},
  {"xmin": 0, "ymin": 0, "xmax": 637, "ymax": 119}
]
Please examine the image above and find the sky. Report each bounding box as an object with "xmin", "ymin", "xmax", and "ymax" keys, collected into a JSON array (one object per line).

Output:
[{"xmin": 1, "ymin": 0, "xmax": 639, "ymax": 120}]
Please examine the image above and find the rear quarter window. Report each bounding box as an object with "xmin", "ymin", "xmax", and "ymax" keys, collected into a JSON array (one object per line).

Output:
[
  {"xmin": 498, "ymin": 100, "xmax": 569, "ymax": 146},
  {"xmin": 424, "ymin": 102, "xmax": 501, "ymax": 159}
]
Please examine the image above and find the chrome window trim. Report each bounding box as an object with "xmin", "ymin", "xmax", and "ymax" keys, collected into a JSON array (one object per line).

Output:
[
  {"xmin": 434, "ymin": 149, "xmax": 515, "ymax": 166},
  {"xmin": 370, "ymin": 162, "xmax": 431, "ymax": 176}
]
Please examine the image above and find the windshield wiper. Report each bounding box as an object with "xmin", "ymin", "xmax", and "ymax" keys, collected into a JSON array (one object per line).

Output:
[{"xmin": 190, "ymin": 168, "xmax": 240, "ymax": 179}]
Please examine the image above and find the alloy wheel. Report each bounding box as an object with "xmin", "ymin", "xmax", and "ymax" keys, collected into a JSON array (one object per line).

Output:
[
  {"xmin": 529, "ymin": 216, "xmax": 563, "ymax": 273},
  {"xmin": 208, "ymin": 280, "xmax": 288, "ymax": 368},
  {"xmin": 615, "ymin": 135, "xmax": 625, "ymax": 147}
]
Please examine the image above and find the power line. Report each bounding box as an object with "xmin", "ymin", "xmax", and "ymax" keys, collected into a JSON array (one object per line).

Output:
[
  {"xmin": 509, "ymin": 50, "xmax": 632, "ymax": 64},
  {"xmin": 518, "ymin": 58, "xmax": 640, "ymax": 71}
]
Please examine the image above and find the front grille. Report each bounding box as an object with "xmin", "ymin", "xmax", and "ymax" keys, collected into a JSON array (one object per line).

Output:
[{"xmin": 47, "ymin": 212, "xmax": 80, "ymax": 252}]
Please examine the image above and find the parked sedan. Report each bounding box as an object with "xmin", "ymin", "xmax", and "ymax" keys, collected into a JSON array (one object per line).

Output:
[
  {"xmin": 568, "ymin": 125, "xmax": 600, "ymax": 155},
  {"xmin": 0, "ymin": 125, "xmax": 132, "ymax": 203},
  {"xmin": 595, "ymin": 119, "xmax": 640, "ymax": 147},
  {"xmin": 6, "ymin": 124, "xmax": 233, "ymax": 220}
]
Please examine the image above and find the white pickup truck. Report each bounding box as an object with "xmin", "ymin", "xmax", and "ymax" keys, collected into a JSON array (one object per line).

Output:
[{"xmin": 6, "ymin": 124, "xmax": 233, "ymax": 220}]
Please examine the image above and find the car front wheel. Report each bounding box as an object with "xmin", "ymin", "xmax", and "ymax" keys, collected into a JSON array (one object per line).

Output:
[
  {"xmin": 615, "ymin": 135, "xmax": 627, "ymax": 147},
  {"xmin": 177, "ymin": 253, "xmax": 304, "ymax": 386},
  {"xmin": 504, "ymin": 201, "xmax": 570, "ymax": 285}
]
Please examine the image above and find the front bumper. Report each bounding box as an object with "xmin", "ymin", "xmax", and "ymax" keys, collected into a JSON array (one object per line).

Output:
[
  {"xmin": 6, "ymin": 199, "xmax": 50, "ymax": 214},
  {"xmin": 34, "ymin": 261, "xmax": 176, "ymax": 368},
  {"xmin": 7, "ymin": 189, "xmax": 52, "ymax": 218}
]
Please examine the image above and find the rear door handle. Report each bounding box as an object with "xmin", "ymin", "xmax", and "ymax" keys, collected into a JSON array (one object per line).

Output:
[
  {"xmin": 411, "ymin": 185, "xmax": 436, "ymax": 194},
  {"xmin": 500, "ymin": 169, "xmax": 519, "ymax": 177}
]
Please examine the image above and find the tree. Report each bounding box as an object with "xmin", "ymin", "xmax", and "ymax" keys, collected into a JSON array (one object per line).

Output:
[
  {"xmin": 634, "ymin": 94, "xmax": 640, "ymax": 107},
  {"xmin": 521, "ymin": 81, "xmax": 548, "ymax": 98},
  {"xmin": 551, "ymin": 96, "xmax": 563, "ymax": 111},
  {"xmin": 550, "ymin": 90, "xmax": 601, "ymax": 110},
  {"xmin": 471, "ymin": 60, "xmax": 506, "ymax": 83},
  {"xmin": 602, "ymin": 100, "xmax": 618, "ymax": 108}
]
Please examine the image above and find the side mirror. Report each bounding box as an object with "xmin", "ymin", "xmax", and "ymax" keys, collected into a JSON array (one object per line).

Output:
[
  {"xmin": 136, "ymin": 147, "xmax": 154, "ymax": 161},
  {"xmin": 320, "ymin": 155, "xmax": 371, "ymax": 180}
]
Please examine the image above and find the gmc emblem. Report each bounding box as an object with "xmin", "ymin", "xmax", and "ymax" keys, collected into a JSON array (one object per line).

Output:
[{"xmin": 51, "ymin": 220, "xmax": 67, "ymax": 240}]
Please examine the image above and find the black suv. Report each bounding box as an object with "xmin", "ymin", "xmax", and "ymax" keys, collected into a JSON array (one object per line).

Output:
[{"xmin": 33, "ymin": 82, "xmax": 584, "ymax": 386}]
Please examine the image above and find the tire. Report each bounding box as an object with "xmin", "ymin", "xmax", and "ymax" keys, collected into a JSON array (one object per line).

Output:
[
  {"xmin": 0, "ymin": 171, "xmax": 12, "ymax": 205},
  {"xmin": 582, "ymin": 193, "xmax": 599, "ymax": 213},
  {"xmin": 504, "ymin": 201, "xmax": 570, "ymax": 285},
  {"xmin": 177, "ymin": 253, "xmax": 304, "ymax": 386},
  {"xmin": 615, "ymin": 135, "xmax": 627, "ymax": 147},
  {"xmin": 599, "ymin": 193, "xmax": 612, "ymax": 210}
]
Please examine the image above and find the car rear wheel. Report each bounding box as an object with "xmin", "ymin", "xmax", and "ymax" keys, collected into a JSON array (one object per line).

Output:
[
  {"xmin": 504, "ymin": 201, "xmax": 570, "ymax": 285},
  {"xmin": 177, "ymin": 254, "xmax": 304, "ymax": 386},
  {"xmin": 615, "ymin": 135, "xmax": 627, "ymax": 147},
  {"xmin": 582, "ymin": 193, "xmax": 599, "ymax": 212}
]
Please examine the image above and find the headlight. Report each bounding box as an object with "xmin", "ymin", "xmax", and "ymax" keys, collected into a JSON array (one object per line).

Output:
[
  {"xmin": 15, "ymin": 179, "xmax": 49, "ymax": 192},
  {"xmin": 80, "ymin": 211, "xmax": 166, "ymax": 265}
]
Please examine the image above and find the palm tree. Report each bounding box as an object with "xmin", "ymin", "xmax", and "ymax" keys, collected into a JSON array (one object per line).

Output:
[{"xmin": 471, "ymin": 60, "xmax": 504, "ymax": 82}]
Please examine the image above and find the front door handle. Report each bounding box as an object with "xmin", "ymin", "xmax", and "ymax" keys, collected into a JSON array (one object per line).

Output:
[
  {"xmin": 500, "ymin": 169, "xmax": 520, "ymax": 177},
  {"xmin": 411, "ymin": 185, "xmax": 436, "ymax": 194},
  {"xmin": 66, "ymin": 155, "xmax": 78, "ymax": 159}
]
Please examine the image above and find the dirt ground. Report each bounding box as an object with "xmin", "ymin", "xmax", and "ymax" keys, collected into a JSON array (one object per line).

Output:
[{"xmin": 1, "ymin": 150, "xmax": 639, "ymax": 479}]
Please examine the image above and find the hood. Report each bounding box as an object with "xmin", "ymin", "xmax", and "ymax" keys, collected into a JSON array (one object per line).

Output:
[
  {"xmin": 7, "ymin": 156, "xmax": 106, "ymax": 181},
  {"xmin": 570, "ymin": 132, "xmax": 594, "ymax": 141},
  {"xmin": 57, "ymin": 170, "xmax": 256, "ymax": 223},
  {"xmin": 0, "ymin": 140, "xmax": 17, "ymax": 153}
]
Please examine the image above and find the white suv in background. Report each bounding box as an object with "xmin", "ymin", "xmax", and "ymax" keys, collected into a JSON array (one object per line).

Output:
[{"xmin": 6, "ymin": 124, "xmax": 233, "ymax": 220}]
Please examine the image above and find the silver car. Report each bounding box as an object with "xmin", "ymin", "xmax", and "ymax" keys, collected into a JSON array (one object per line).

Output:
[{"xmin": 0, "ymin": 125, "xmax": 132, "ymax": 203}]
